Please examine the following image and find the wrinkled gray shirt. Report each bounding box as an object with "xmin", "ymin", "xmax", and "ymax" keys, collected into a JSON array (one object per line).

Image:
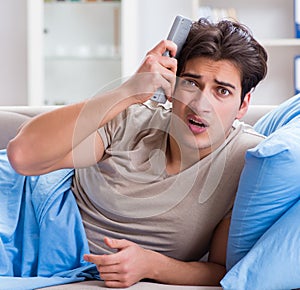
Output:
[{"xmin": 72, "ymin": 103, "xmax": 264, "ymax": 261}]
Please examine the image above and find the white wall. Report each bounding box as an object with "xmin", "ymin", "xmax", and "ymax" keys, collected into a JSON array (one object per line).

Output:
[
  {"xmin": 0, "ymin": 0, "xmax": 295, "ymax": 106},
  {"xmin": 44, "ymin": 2, "xmax": 121, "ymax": 105},
  {"xmin": 0, "ymin": 0, "xmax": 28, "ymax": 105},
  {"xmin": 121, "ymin": 0, "xmax": 197, "ymax": 77},
  {"xmin": 0, "ymin": 0, "xmax": 197, "ymax": 105}
]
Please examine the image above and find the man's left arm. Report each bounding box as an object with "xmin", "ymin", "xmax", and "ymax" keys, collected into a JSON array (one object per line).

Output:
[{"xmin": 84, "ymin": 218, "xmax": 230, "ymax": 288}]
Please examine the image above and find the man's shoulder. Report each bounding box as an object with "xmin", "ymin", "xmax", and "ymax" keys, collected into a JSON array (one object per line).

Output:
[
  {"xmin": 129, "ymin": 101, "xmax": 172, "ymax": 114},
  {"xmin": 125, "ymin": 102, "xmax": 171, "ymax": 127},
  {"xmin": 232, "ymin": 120, "xmax": 266, "ymax": 150}
]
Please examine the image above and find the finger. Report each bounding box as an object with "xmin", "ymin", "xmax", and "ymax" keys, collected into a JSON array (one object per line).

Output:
[
  {"xmin": 147, "ymin": 40, "xmax": 177, "ymax": 58},
  {"xmin": 98, "ymin": 264, "xmax": 120, "ymax": 275},
  {"xmin": 84, "ymin": 253, "xmax": 118, "ymax": 266},
  {"xmin": 102, "ymin": 273, "xmax": 132, "ymax": 284},
  {"xmin": 104, "ymin": 280, "xmax": 133, "ymax": 288},
  {"xmin": 161, "ymin": 71, "xmax": 177, "ymax": 98},
  {"xmin": 98, "ymin": 266, "xmax": 119, "ymax": 282},
  {"xmin": 159, "ymin": 56, "xmax": 177, "ymax": 74},
  {"xmin": 104, "ymin": 237, "xmax": 132, "ymax": 250},
  {"xmin": 138, "ymin": 53, "xmax": 177, "ymax": 76},
  {"xmin": 143, "ymin": 55, "xmax": 177, "ymax": 90}
]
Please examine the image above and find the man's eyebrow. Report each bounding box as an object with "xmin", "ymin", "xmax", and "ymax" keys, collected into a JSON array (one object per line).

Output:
[
  {"xmin": 180, "ymin": 73, "xmax": 237, "ymax": 90},
  {"xmin": 180, "ymin": 72, "xmax": 201, "ymax": 79},
  {"xmin": 215, "ymin": 79, "xmax": 236, "ymax": 90}
]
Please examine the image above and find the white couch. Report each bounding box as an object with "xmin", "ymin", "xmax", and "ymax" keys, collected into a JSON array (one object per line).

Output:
[
  {"xmin": 0, "ymin": 105, "xmax": 275, "ymax": 290},
  {"xmin": 0, "ymin": 104, "xmax": 275, "ymax": 151}
]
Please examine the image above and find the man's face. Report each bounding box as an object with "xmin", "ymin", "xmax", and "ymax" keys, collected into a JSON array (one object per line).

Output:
[{"xmin": 171, "ymin": 56, "xmax": 249, "ymax": 158}]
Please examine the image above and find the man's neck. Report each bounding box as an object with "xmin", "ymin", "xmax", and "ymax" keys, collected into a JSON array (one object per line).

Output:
[{"xmin": 165, "ymin": 135, "xmax": 202, "ymax": 175}]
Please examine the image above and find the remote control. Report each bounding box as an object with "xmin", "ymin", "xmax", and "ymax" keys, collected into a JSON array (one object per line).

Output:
[{"xmin": 151, "ymin": 15, "xmax": 193, "ymax": 104}]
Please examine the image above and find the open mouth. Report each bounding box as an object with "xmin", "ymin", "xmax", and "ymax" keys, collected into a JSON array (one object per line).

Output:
[
  {"xmin": 187, "ymin": 114, "xmax": 208, "ymax": 127},
  {"xmin": 188, "ymin": 118, "xmax": 207, "ymax": 128},
  {"xmin": 186, "ymin": 114, "xmax": 208, "ymax": 134}
]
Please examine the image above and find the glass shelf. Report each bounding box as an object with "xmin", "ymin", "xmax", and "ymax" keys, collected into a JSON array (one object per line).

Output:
[
  {"xmin": 44, "ymin": 1, "xmax": 121, "ymax": 7},
  {"xmin": 261, "ymin": 38, "xmax": 300, "ymax": 47},
  {"xmin": 44, "ymin": 54, "xmax": 121, "ymax": 60}
]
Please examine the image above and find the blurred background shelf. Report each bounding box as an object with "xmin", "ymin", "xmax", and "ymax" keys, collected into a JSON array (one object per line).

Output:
[
  {"xmin": 0, "ymin": 0, "xmax": 299, "ymax": 106},
  {"xmin": 197, "ymin": 0, "xmax": 300, "ymax": 105},
  {"xmin": 43, "ymin": 0, "xmax": 121, "ymax": 105}
]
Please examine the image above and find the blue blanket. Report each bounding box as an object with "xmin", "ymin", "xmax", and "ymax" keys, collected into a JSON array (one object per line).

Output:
[{"xmin": 0, "ymin": 150, "xmax": 98, "ymax": 290}]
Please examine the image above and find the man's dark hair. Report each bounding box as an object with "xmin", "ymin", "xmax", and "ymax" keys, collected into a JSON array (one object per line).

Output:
[{"xmin": 177, "ymin": 18, "xmax": 268, "ymax": 103}]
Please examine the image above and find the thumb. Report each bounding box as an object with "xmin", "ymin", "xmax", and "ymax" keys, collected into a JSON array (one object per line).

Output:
[{"xmin": 104, "ymin": 237, "xmax": 130, "ymax": 250}]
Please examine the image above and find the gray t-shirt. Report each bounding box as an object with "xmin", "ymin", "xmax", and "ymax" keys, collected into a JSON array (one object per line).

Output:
[{"xmin": 72, "ymin": 103, "xmax": 264, "ymax": 262}]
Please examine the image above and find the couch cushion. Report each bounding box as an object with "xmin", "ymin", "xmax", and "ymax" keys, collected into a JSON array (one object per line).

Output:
[
  {"xmin": 224, "ymin": 95, "xmax": 300, "ymax": 288},
  {"xmin": 0, "ymin": 111, "xmax": 30, "ymax": 149},
  {"xmin": 0, "ymin": 102, "xmax": 275, "ymax": 150},
  {"xmin": 226, "ymin": 95, "xmax": 300, "ymax": 270},
  {"xmin": 221, "ymin": 200, "xmax": 300, "ymax": 289},
  {"xmin": 254, "ymin": 93, "xmax": 300, "ymax": 135},
  {"xmin": 226, "ymin": 116, "xmax": 300, "ymax": 269},
  {"xmin": 37, "ymin": 280, "xmax": 222, "ymax": 289}
]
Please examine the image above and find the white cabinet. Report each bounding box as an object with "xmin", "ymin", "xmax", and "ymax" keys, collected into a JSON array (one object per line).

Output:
[
  {"xmin": 14, "ymin": 0, "xmax": 300, "ymax": 105},
  {"xmin": 197, "ymin": 0, "xmax": 300, "ymax": 105},
  {"xmin": 42, "ymin": 0, "xmax": 198, "ymax": 105},
  {"xmin": 43, "ymin": 1, "xmax": 121, "ymax": 105}
]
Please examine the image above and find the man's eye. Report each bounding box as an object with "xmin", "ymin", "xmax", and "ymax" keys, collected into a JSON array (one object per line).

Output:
[
  {"xmin": 181, "ymin": 79, "xmax": 197, "ymax": 88},
  {"xmin": 217, "ymin": 87, "xmax": 230, "ymax": 96}
]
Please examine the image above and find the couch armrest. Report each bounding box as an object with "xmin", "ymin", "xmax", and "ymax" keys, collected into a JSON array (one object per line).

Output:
[
  {"xmin": 0, "ymin": 104, "xmax": 276, "ymax": 150},
  {"xmin": 0, "ymin": 106, "xmax": 57, "ymax": 150},
  {"xmin": 241, "ymin": 105, "xmax": 276, "ymax": 126}
]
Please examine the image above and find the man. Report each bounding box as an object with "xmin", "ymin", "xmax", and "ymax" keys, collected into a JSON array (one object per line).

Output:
[{"xmin": 7, "ymin": 18, "xmax": 267, "ymax": 287}]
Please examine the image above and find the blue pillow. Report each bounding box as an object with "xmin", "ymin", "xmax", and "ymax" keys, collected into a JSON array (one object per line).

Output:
[
  {"xmin": 254, "ymin": 93, "xmax": 300, "ymax": 136},
  {"xmin": 226, "ymin": 114, "xmax": 300, "ymax": 270},
  {"xmin": 221, "ymin": 199, "xmax": 300, "ymax": 290}
]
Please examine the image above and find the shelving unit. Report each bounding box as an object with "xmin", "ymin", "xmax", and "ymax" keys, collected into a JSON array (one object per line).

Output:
[
  {"xmin": 43, "ymin": 1, "xmax": 121, "ymax": 105},
  {"xmin": 197, "ymin": 0, "xmax": 300, "ymax": 105},
  {"xmin": 23, "ymin": 0, "xmax": 299, "ymax": 106},
  {"xmin": 42, "ymin": 0, "xmax": 198, "ymax": 105}
]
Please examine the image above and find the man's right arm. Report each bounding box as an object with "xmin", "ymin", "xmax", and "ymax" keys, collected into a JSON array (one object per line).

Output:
[{"xmin": 7, "ymin": 40, "xmax": 178, "ymax": 176}]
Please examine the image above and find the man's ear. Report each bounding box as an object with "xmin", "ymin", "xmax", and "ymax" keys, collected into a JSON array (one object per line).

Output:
[{"xmin": 236, "ymin": 92, "xmax": 251, "ymax": 120}]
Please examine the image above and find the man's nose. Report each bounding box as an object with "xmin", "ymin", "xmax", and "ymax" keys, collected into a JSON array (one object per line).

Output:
[{"xmin": 188, "ymin": 87, "xmax": 212, "ymax": 112}]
